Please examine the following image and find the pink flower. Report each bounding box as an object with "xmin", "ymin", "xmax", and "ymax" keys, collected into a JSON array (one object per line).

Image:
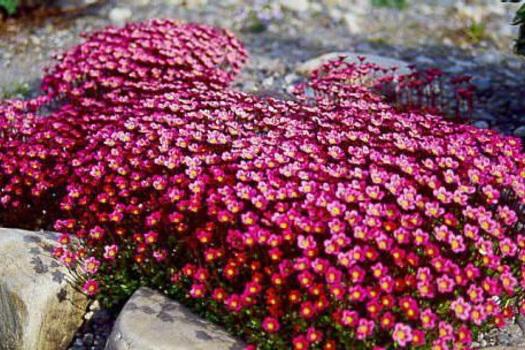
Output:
[
  {"xmin": 392, "ymin": 323, "xmax": 413, "ymax": 347},
  {"xmin": 262, "ymin": 317, "xmax": 280, "ymax": 333},
  {"xmin": 153, "ymin": 248, "xmax": 167, "ymax": 262},
  {"xmin": 438, "ymin": 321, "xmax": 454, "ymax": 341},
  {"xmin": 306, "ymin": 327, "xmax": 322, "ymax": 343},
  {"xmin": 421, "ymin": 308, "xmax": 437, "ymax": 329},
  {"xmin": 466, "ymin": 284, "xmax": 484, "ymax": 303},
  {"xmin": 83, "ymin": 280, "xmax": 99, "ymax": 296},
  {"xmin": 190, "ymin": 284, "xmax": 205, "ymax": 298},
  {"xmin": 450, "ymin": 297, "xmax": 471, "ymax": 321},
  {"xmin": 144, "ymin": 231, "xmax": 159, "ymax": 245},
  {"xmin": 448, "ymin": 234, "xmax": 465, "ymax": 253},
  {"xmin": 499, "ymin": 238, "xmax": 517, "ymax": 257},
  {"xmin": 103, "ymin": 244, "xmax": 119, "ymax": 260},
  {"xmin": 89, "ymin": 226, "xmax": 105, "ymax": 240},
  {"xmin": 292, "ymin": 335, "xmax": 309, "ymax": 350},
  {"xmin": 60, "ymin": 251, "xmax": 77, "ymax": 267},
  {"xmin": 356, "ymin": 318, "xmax": 374, "ymax": 340},
  {"xmin": 341, "ymin": 310, "xmax": 358, "ymax": 327},
  {"xmin": 83, "ymin": 256, "xmax": 100, "ymax": 274},
  {"xmin": 500, "ymin": 272, "xmax": 518, "ymax": 293},
  {"xmin": 58, "ymin": 234, "xmax": 71, "ymax": 245},
  {"xmin": 470, "ymin": 305, "xmax": 487, "ymax": 326},
  {"xmin": 225, "ymin": 295, "xmax": 242, "ymax": 312},
  {"xmin": 436, "ymin": 274, "xmax": 455, "ymax": 293}
]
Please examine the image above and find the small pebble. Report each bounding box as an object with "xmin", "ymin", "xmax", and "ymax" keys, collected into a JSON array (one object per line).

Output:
[
  {"xmin": 82, "ymin": 333, "xmax": 94, "ymax": 346},
  {"xmin": 514, "ymin": 126, "xmax": 525, "ymax": 138},
  {"xmin": 474, "ymin": 120, "xmax": 490, "ymax": 129},
  {"xmin": 109, "ymin": 8, "xmax": 132, "ymax": 25}
]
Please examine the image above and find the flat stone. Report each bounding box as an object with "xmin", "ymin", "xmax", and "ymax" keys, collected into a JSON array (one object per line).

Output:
[
  {"xmin": 296, "ymin": 52, "xmax": 411, "ymax": 76},
  {"xmin": 0, "ymin": 228, "xmax": 88, "ymax": 350},
  {"xmin": 279, "ymin": 0, "xmax": 310, "ymax": 12},
  {"xmin": 105, "ymin": 288, "xmax": 244, "ymax": 350},
  {"xmin": 474, "ymin": 120, "xmax": 490, "ymax": 129},
  {"xmin": 514, "ymin": 126, "xmax": 525, "ymax": 138},
  {"xmin": 342, "ymin": 13, "xmax": 362, "ymax": 35},
  {"xmin": 109, "ymin": 8, "xmax": 133, "ymax": 26}
]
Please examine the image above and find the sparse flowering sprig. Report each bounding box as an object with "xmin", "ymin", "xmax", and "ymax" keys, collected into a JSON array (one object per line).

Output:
[
  {"xmin": 295, "ymin": 56, "xmax": 477, "ymax": 121},
  {"xmin": 1, "ymin": 19, "xmax": 525, "ymax": 350}
]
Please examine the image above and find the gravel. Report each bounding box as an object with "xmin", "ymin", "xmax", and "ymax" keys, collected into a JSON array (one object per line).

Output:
[{"xmin": 68, "ymin": 301, "xmax": 115, "ymax": 350}]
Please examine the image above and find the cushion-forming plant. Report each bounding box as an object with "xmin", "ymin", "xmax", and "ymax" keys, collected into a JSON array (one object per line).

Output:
[{"xmin": 1, "ymin": 19, "xmax": 525, "ymax": 349}]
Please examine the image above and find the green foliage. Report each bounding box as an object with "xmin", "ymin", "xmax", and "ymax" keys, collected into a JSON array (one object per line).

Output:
[
  {"xmin": 0, "ymin": 0, "xmax": 18, "ymax": 15},
  {"xmin": 0, "ymin": 83, "xmax": 31, "ymax": 100},
  {"xmin": 512, "ymin": 3, "xmax": 525, "ymax": 55},
  {"xmin": 371, "ymin": 0, "xmax": 406, "ymax": 10},
  {"xmin": 465, "ymin": 20, "xmax": 488, "ymax": 44}
]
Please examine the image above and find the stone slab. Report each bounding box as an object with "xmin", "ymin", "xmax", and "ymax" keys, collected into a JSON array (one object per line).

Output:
[{"xmin": 105, "ymin": 287, "xmax": 244, "ymax": 350}]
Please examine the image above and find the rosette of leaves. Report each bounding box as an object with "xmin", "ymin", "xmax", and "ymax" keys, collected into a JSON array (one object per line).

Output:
[{"xmin": 0, "ymin": 0, "xmax": 18, "ymax": 15}]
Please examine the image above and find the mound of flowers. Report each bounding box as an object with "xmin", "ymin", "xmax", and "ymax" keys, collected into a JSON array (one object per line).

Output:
[{"xmin": 1, "ymin": 19, "xmax": 525, "ymax": 350}]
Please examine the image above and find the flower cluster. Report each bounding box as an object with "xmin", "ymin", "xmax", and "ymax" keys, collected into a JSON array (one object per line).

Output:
[
  {"xmin": 294, "ymin": 56, "xmax": 476, "ymax": 121},
  {"xmin": 1, "ymin": 19, "xmax": 525, "ymax": 349},
  {"xmin": 42, "ymin": 19, "xmax": 247, "ymax": 107}
]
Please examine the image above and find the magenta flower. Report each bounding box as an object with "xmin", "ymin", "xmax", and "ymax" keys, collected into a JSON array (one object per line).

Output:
[
  {"xmin": 103, "ymin": 244, "xmax": 119, "ymax": 260},
  {"xmin": 392, "ymin": 323, "xmax": 413, "ymax": 347},
  {"xmin": 83, "ymin": 256, "xmax": 101, "ymax": 274},
  {"xmin": 83, "ymin": 280, "xmax": 99, "ymax": 296}
]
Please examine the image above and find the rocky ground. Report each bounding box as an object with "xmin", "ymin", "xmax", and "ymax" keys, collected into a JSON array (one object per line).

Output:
[
  {"xmin": 1, "ymin": 0, "xmax": 525, "ymax": 134},
  {"xmin": 68, "ymin": 301, "xmax": 114, "ymax": 350},
  {"xmin": 1, "ymin": 0, "xmax": 525, "ymax": 349}
]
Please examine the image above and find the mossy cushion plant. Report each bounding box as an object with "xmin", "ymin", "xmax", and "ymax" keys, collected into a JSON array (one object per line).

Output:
[{"xmin": 1, "ymin": 19, "xmax": 525, "ymax": 349}]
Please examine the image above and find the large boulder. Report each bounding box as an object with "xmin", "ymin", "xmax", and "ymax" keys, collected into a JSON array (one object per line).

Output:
[
  {"xmin": 0, "ymin": 228, "xmax": 88, "ymax": 350},
  {"xmin": 105, "ymin": 288, "xmax": 245, "ymax": 350},
  {"xmin": 296, "ymin": 52, "xmax": 411, "ymax": 76}
]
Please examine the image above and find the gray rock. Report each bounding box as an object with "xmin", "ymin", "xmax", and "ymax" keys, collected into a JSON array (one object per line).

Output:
[
  {"xmin": 279, "ymin": 0, "xmax": 310, "ymax": 12},
  {"xmin": 514, "ymin": 126, "xmax": 525, "ymax": 138},
  {"xmin": 444, "ymin": 65, "xmax": 465, "ymax": 74},
  {"xmin": 109, "ymin": 8, "xmax": 133, "ymax": 26},
  {"xmin": 296, "ymin": 52, "xmax": 411, "ymax": 77},
  {"xmin": 284, "ymin": 73, "xmax": 299, "ymax": 84},
  {"xmin": 478, "ymin": 51, "xmax": 502, "ymax": 65},
  {"xmin": 472, "ymin": 76, "xmax": 492, "ymax": 92},
  {"xmin": 262, "ymin": 77, "xmax": 274, "ymax": 88},
  {"xmin": 415, "ymin": 56, "xmax": 435, "ymax": 65},
  {"xmin": 83, "ymin": 333, "xmax": 95, "ymax": 346},
  {"xmin": 180, "ymin": 0, "xmax": 208, "ymax": 8},
  {"xmin": 342, "ymin": 13, "xmax": 362, "ymax": 35},
  {"xmin": 474, "ymin": 120, "xmax": 490, "ymax": 129},
  {"xmin": 0, "ymin": 228, "xmax": 88, "ymax": 350},
  {"xmin": 497, "ymin": 333, "xmax": 512, "ymax": 346},
  {"xmin": 105, "ymin": 288, "xmax": 244, "ymax": 350}
]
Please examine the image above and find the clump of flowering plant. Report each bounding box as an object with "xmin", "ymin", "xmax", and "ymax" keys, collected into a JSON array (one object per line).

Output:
[
  {"xmin": 295, "ymin": 56, "xmax": 476, "ymax": 121},
  {"xmin": 1, "ymin": 19, "xmax": 525, "ymax": 350}
]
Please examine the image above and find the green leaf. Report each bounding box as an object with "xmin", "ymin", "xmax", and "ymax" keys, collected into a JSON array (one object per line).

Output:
[
  {"xmin": 512, "ymin": 4, "xmax": 525, "ymax": 26},
  {"xmin": 0, "ymin": 0, "xmax": 18, "ymax": 15},
  {"xmin": 371, "ymin": 0, "xmax": 406, "ymax": 10}
]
